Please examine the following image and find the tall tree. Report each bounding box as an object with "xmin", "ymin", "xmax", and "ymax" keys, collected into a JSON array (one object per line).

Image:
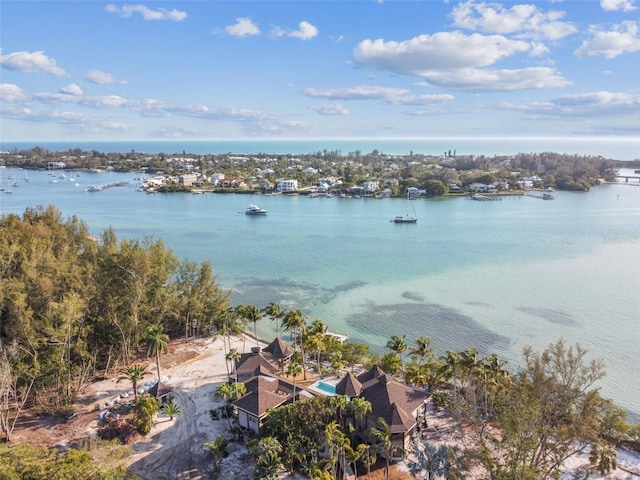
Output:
[
  {"xmin": 263, "ymin": 302, "xmax": 284, "ymax": 338},
  {"xmin": 386, "ymin": 335, "xmax": 407, "ymax": 372},
  {"xmin": 143, "ymin": 324, "xmax": 169, "ymax": 381},
  {"xmin": 370, "ymin": 417, "xmax": 393, "ymax": 480},
  {"xmin": 460, "ymin": 340, "xmax": 607, "ymax": 479}
]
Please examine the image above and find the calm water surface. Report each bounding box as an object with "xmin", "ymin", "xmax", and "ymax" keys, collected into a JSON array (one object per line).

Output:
[{"xmin": 1, "ymin": 167, "xmax": 639, "ymax": 418}]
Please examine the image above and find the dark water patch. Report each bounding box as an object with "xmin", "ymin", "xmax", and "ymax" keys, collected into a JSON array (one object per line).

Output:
[
  {"xmin": 346, "ymin": 301, "xmax": 510, "ymax": 355},
  {"xmin": 326, "ymin": 280, "xmax": 368, "ymax": 294},
  {"xmin": 402, "ymin": 291, "xmax": 424, "ymax": 302},
  {"xmin": 517, "ymin": 307, "xmax": 577, "ymax": 326},
  {"xmin": 232, "ymin": 278, "xmax": 368, "ymax": 309},
  {"xmin": 465, "ymin": 301, "xmax": 495, "ymax": 309},
  {"xmin": 232, "ymin": 277, "xmax": 322, "ymax": 309}
]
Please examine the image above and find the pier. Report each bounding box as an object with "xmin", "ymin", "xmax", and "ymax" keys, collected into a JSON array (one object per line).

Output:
[{"xmin": 615, "ymin": 175, "xmax": 640, "ymax": 184}]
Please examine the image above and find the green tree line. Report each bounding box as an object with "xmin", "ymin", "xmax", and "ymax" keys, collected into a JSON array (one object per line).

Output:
[{"xmin": 0, "ymin": 205, "xmax": 230, "ymax": 436}]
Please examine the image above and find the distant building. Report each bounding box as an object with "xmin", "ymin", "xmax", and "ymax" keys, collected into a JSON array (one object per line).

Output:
[
  {"xmin": 362, "ymin": 181, "xmax": 379, "ymax": 195},
  {"xmin": 276, "ymin": 179, "xmax": 299, "ymax": 192},
  {"xmin": 179, "ymin": 173, "xmax": 198, "ymax": 186},
  {"xmin": 210, "ymin": 173, "xmax": 225, "ymax": 185}
]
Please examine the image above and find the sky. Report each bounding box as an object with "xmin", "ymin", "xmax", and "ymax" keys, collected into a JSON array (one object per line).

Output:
[{"xmin": 1, "ymin": 0, "xmax": 640, "ymax": 145}]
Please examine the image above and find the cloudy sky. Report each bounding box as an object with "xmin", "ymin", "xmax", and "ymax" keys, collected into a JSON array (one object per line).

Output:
[{"xmin": 1, "ymin": 0, "xmax": 639, "ymax": 143}]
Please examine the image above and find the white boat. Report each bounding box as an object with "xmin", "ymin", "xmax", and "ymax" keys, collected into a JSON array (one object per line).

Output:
[
  {"xmin": 391, "ymin": 192, "xmax": 417, "ymax": 223},
  {"xmin": 86, "ymin": 184, "xmax": 103, "ymax": 192},
  {"xmin": 245, "ymin": 204, "xmax": 268, "ymax": 215}
]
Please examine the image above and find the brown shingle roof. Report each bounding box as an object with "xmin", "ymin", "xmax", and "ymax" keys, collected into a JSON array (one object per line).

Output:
[
  {"xmin": 357, "ymin": 365, "xmax": 386, "ymax": 384},
  {"xmin": 357, "ymin": 369, "xmax": 427, "ymax": 432},
  {"xmin": 233, "ymin": 377, "xmax": 289, "ymax": 417},
  {"xmin": 236, "ymin": 352, "xmax": 280, "ymax": 378},
  {"xmin": 335, "ymin": 372, "xmax": 362, "ymax": 397},
  {"xmin": 233, "ymin": 374, "xmax": 316, "ymax": 417},
  {"xmin": 262, "ymin": 338, "xmax": 294, "ymax": 358}
]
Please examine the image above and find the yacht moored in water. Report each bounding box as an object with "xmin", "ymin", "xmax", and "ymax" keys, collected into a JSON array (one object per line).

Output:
[{"xmin": 245, "ymin": 204, "xmax": 268, "ymax": 215}]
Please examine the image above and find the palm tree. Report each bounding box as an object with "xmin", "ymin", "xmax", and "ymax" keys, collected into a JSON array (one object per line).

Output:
[
  {"xmin": 370, "ymin": 417, "xmax": 393, "ymax": 480},
  {"xmin": 162, "ymin": 400, "xmax": 181, "ymax": 421},
  {"xmin": 117, "ymin": 364, "xmax": 150, "ymax": 403},
  {"xmin": 409, "ymin": 336, "xmax": 434, "ymax": 366},
  {"xmin": 386, "ymin": 334, "xmax": 408, "ymax": 372},
  {"xmin": 263, "ymin": 301, "xmax": 284, "ymax": 338},
  {"xmin": 234, "ymin": 304, "xmax": 249, "ymax": 353},
  {"xmin": 255, "ymin": 450, "xmax": 282, "ymax": 480},
  {"xmin": 282, "ymin": 308, "xmax": 306, "ymax": 342},
  {"xmin": 287, "ymin": 361, "xmax": 303, "ymax": 400},
  {"xmin": 283, "ymin": 309, "xmax": 309, "ymax": 379},
  {"xmin": 225, "ymin": 347, "xmax": 241, "ymax": 383},
  {"xmin": 201, "ymin": 435, "xmax": 228, "ymax": 472},
  {"xmin": 143, "ymin": 324, "xmax": 169, "ymax": 381},
  {"xmin": 243, "ymin": 304, "xmax": 263, "ymax": 348}
]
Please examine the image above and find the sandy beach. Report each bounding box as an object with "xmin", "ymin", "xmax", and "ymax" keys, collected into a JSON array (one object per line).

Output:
[{"xmin": 11, "ymin": 334, "xmax": 640, "ymax": 479}]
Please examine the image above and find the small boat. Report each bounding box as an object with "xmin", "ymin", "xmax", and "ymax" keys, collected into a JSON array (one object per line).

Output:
[
  {"xmin": 391, "ymin": 192, "xmax": 418, "ymax": 223},
  {"xmin": 542, "ymin": 193, "xmax": 554, "ymax": 200},
  {"xmin": 391, "ymin": 215, "xmax": 417, "ymax": 223},
  {"xmin": 86, "ymin": 184, "xmax": 103, "ymax": 192},
  {"xmin": 245, "ymin": 204, "xmax": 268, "ymax": 215}
]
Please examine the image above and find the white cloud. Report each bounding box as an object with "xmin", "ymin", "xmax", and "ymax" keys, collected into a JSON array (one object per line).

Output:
[
  {"xmin": 35, "ymin": 92, "xmax": 130, "ymax": 109},
  {"xmin": 601, "ymin": 0, "xmax": 637, "ymax": 12},
  {"xmin": 420, "ymin": 67, "xmax": 571, "ymax": 92},
  {"xmin": 451, "ymin": 1, "xmax": 577, "ymax": 40},
  {"xmin": 553, "ymin": 91, "xmax": 639, "ymax": 108},
  {"xmin": 387, "ymin": 93, "xmax": 455, "ymax": 105},
  {"xmin": 309, "ymin": 103, "xmax": 350, "ymax": 115},
  {"xmin": 288, "ymin": 21, "xmax": 319, "ymax": 41},
  {"xmin": 105, "ymin": 4, "xmax": 187, "ymax": 21},
  {"xmin": 0, "ymin": 50, "xmax": 66, "ymax": 77},
  {"xmin": 60, "ymin": 83, "xmax": 83, "ymax": 96},
  {"xmin": 224, "ymin": 18, "xmax": 260, "ymax": 37},
  {"xmin": 303, "ymin": 86, "xmax": 409, "ymax": 100},
  {"xmin": 0, "ymin": 83, "xmax": 27, "ymax": 102},
  {"xmin": 575, "ymin": 21, "xmax": 640, "ymax": 59},
  {"xmin": 86, "ymin": 70, "xmax": 127, "ymax": 85},
  {"xmin": 352, "ymin": 31, "xmax": 571, "ymax": 92},
  {"xmin": 497, "ymin": 90, "xmax": 640, "ymax": 117},
  {"xmin": 353, "ymin": 32, "xmax": 531, "ymax": 73},
  {"xmin": 271, "ymin": 21, "xmax": 318, "ymax": 40}
]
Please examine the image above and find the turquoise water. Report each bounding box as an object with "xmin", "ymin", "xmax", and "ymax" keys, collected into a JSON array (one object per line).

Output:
[
  {"xmin": 309, "ymin": 380, "xmax": 337, "ymax": 396},
  {"xmin": 1, "ymin": 167, "xmax": 639, "ymax": 418}
]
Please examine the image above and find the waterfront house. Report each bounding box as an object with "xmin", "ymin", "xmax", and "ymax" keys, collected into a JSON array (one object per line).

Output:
[
  {"xmin": 232, "ymin": 374, "xmax": 314, "ymax": 434},
  {"xmin": 235, "ymin": 338, "xmax": 294, "ymax": 381},
  {"xmin": 336, "ymin": 366, "xmax": 429, "ymax": 460},
  {"xmin": 276, "ymin": 179, "xmax": 299, "ymax": 192}
]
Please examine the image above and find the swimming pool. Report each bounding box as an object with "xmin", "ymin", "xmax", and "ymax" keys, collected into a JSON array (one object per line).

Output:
[{"xmin": 308, "ymin": 380, "xmax": 336, "ymax": 396}]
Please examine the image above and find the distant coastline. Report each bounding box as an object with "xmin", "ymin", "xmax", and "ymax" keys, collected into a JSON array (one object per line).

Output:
[{"xmin": 2, "ymin": 136, "xmax": 639, "ymax": 161}]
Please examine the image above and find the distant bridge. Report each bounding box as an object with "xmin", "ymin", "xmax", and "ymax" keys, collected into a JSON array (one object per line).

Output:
[{"xmin": 615, "ymin": 175, "xmax": 640, "ymax": 183}]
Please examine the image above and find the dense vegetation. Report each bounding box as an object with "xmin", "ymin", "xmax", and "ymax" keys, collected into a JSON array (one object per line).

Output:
[
  {"xmin": 2, "ymin": 207, "xmax": 639, "ymax": 479},
  {"xmin": 0, "ymin": 440, "xmax": 134, "ymax": 479},
  {"xmin": 241, "ymin": 326, "xmax": 640, "ymax": 479},
  {"xmin": 0, "ymin": 206, "xmax": 230, "ymax": 439},
  {"xmin": 2, "ymin": 146, "xmax": 627, "ymax": 195}
]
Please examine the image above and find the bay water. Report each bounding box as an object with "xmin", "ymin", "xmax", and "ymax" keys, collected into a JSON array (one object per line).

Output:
[{"xmin": 1, "ymin": 166, "xmax": 639, "ymax": 419}]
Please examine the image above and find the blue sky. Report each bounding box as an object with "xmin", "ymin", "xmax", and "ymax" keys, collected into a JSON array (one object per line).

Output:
[{"xmin": 1, "ymin": 0, "xmax": 639, "ymax": 144}]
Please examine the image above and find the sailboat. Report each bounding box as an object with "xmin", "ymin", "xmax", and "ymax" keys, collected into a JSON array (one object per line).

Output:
[{"xmin": 391, "ymin": 191, "xmax": 418, "ymax": 223}]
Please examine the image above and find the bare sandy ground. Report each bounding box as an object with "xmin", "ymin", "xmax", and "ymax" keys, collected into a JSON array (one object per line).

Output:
[{"xmin": 11, "ymin": 334, "xmax": 640, "ymax": 479}]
